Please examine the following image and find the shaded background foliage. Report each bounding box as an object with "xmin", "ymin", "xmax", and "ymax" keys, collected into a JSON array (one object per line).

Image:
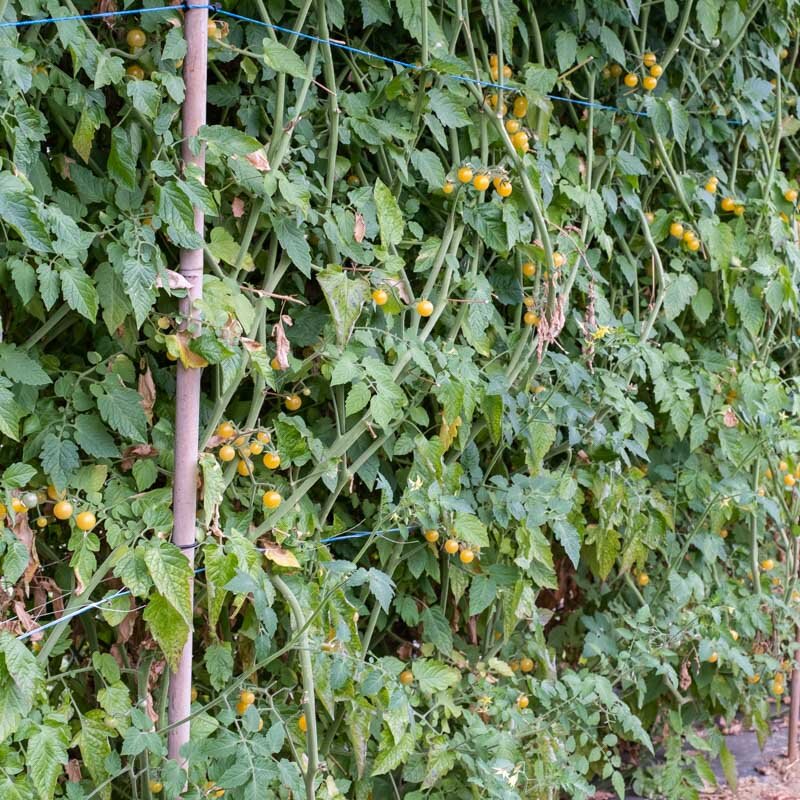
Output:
[{"xmin": 2, "ymin": 0, "xmax": 800, "ymax": 798}]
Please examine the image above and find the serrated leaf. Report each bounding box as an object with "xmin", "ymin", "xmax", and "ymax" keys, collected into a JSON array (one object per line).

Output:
[
  {"xmin": 97, "ymin": 377, "xmax": 148, "ymax": 441},
  {"xmin": 374, "ymin": 178, "xmax": 405, "ymax": 246},
  {"xmin": 40, "ymin": 433, "xmax": 80, "ymax": 491},
  {"xmin": 143, "ymin": 593, "xmax": 189, "ymax": 671},
  {"xmin": 663, "ymin": 273, "xmax": 698, "ymax": 320},
  {"xmin": 468, "ymin": 574, "xmax": 497, "ymax": 616},
  {"xmin": 410, "ymin": 149, "xmax": 445, "ymax": 189},
  {"xmin": 421, "ymin": 606, "xmax": 452, "ymax": 655},
  {"xmin": 143, "ymin": 542, "xmax": 193, "ymax": 626},
  {"xmin": 599, "ymin": 26, "xmax": 626, "ymax": 66},
  {"xmin": 2, "ymin": 462, "xmax": 37, "ymax": 488},
  {"xmin": 262, "ymin": 38, "xmax": 308, "ymax": 78},
  {"xmin": 0, "ymin": 190, "xmax": 51, "ymax": 252},
  {"xmin": 697, "ymin": 0, "xmax": 720, "ymax": 40},
  {"xmin": 0, "ymin": 344, "xmax": 50, "ymax": 386},
  {"xmin": 200, "ymin": 453, "xmax": 224, "ymax": 527},
  {"xmin": 205, "ymin": 641, "xmax": 234, "ymax": 691},
  {"xmin": 61, "ymin": 267, "xmax": 98, "ymax": 322},
  {"xmin": 28, "ymin": 725, "xmax": 68, "ymax": 800},
  {"xmin": 108, "ymin": 128, "xmax": 137, "ymax": 190},
  {"xmin": 156, "ymin": 181, "xmax": 203, "ymax": 249},
  {"xmin": 271, "ymin": 215, "xmax": 312, "ymax": 277},
  {"xmin": 317, "ymin": 267, "xmax": 369, "ymax": 347},
  {"xmin": 453, "ymin": 512, "xmax": 490, "ymax": 548},
  {"xmin": 733, "ymin": 285, "xmax": 764, "ymax": 337},
  {"xmin": 74, "ymin": 414, "xmax": 119, "ymax": 459},
  {"xmin": 412, "ymin": 659, "xmax": 461, "ymax": 694},
  {"xmin": 555, "ymin": 29, "xmax": 577, "ymax": 71},
  {"xmin": 372, "ymin": 729, "xmax": 415, "ymax": 776},
  {"xmin": 200, "ymin": 124, "xmax": 262, "ymax": 157},
  {"xmin": 367, "ymin": 568, "xmax": 395, "ymax": 612},
  {"xmin": 79, "ymin": 714, "xmax": 112, "ymax": 796},
  {"xmin": 346, "ymin": 382, "xmax": 371, "ymax": 416},
  {"xmin": 428, "ymin": 87, "xmax": 472, "ymax": 128},
  {"xmin": 692, "ymin": 287, "xmax": 713, "ymax": 324}
]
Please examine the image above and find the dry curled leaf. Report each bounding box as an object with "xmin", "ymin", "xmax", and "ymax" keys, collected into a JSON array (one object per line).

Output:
[
  {"xmin": 354, "ymin": 212, "xmax": 366, "ymax": 243},
  {"xmin": 245, "ymin": 148, "xmax": 271, "ymax": 172},
  {"xmin": 723, "ymin": 407, "xmax": 739, "ymax": 428},
  {"xmin": 272, "ymin": 315, "xmax": 293, "ymax": 369},
  {"xmin": 155, "ymin": 269, "xmax": 192, "ymax": 290},
  {"xmin": 12, "ymin": 513, "xmax": 39, "ymax": 594},
  {"xmin": 260, "ymin": 542, "xmax": 300, "ymax": 569},
  {"xmin": 120, "ymin": 444, "xmax": 159, "ymax": 471},
  {"xmin": 138, "ymin": 367, "xmax": 156, "ymax": 424}
]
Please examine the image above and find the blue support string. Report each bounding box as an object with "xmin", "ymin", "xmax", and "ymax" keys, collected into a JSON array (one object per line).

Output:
[
  {"xmin": 13, "ymin": 526, "xmax": 415, "ymax": 641},
  {"xmin": 2, "ymin": 1, "xmax": 655, "ymax": 121}
]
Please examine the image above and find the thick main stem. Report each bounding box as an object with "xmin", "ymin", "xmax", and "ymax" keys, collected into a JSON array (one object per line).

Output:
[{"xmin": 168, "ymin": 2, "xmax": 207, "ymax": 769}]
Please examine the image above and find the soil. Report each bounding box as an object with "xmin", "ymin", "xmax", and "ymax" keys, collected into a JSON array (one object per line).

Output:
[{"xmin": 598, "ymin": 715, "xmax": 800, "ymax": 800}]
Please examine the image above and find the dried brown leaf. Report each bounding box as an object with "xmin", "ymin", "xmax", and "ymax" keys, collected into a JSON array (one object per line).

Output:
[
  {"xmin": 12, "ymin": 514, "xmax": 39, "ymax": 593},
  {"xmin": 354, "ymin": 212, "xmax": 366, "ymax": 243},
  {"xmin": 245, "ymin": 149, "xmax": 271, "ymax": 172},
  {"xmin": 138, "ymin": 367, "xmax": 156, "ymax": 424},
  {"xmin": 272, "ymin": 315, "xmax": 292, "ymax": 369}
]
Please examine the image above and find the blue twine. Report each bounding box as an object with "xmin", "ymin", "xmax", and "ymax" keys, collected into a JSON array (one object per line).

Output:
[
  {"xmin": 2, "ymin": 1, "xmax": 656, "ymax": 121},
  {"xmin": 202, "ymin": 5, "xmax": 650, "ymax": 119},
  {"xmin": 14, "ymin": 526, "xmax": 415, "ymax": 641}
]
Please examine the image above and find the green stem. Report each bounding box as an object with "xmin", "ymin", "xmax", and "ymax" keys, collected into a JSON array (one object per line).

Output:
[
  {"xmin": 272, "ymin": 576, "xmax": 318, "ymax": 800},
  {"xmin": 752, "ymin": 463, "xmax": 763, "ymax": 596}
]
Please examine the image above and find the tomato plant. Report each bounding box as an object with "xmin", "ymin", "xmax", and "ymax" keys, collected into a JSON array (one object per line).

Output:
[{"xmin": 2, "ymin": 0, "xmax": 800, "ymax": 799}]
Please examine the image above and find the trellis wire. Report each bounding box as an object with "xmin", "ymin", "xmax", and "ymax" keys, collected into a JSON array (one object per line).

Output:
[
  {"xmin": 13, "ymin": 526, "xmax": 417, "ymax": 641},
  {"xmin": 4, "ymin": 2, "xmax": 724, "ymax": 122}
]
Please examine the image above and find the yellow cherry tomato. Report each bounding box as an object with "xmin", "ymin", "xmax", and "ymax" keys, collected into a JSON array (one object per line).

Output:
[
  {"xmin": 473, "ymin": 174, "xmax": 491, "ymax": 192},
  {"xmin": 219, "ymin": 445, "xmax": 236, "ymax": 462},
  {"xmin": 285, "ymin": 394, "xmax": 302, "ymax": 411},
  {"xmin": 217, "ymin": 421, "xmax": 236, "ymax": 439},
  {"xmin": 416, "ymin": 299, "xmax": 434, "ymax": 317},
  {"xmin": 496, "ymin": 178, "xmax": 513, "ymax": 198},
  {"xmin": 76, "ymin": 511, "xmax": 96, "ymax": 531},
  {"xmin": 457, "ymin": 166, "xmax": 474, "ymax": 184},
  {"xmin": 669, "ymin": 222, "xmax": 684, "ymax": 238},
  {"xmin": 444, "ymin": 538, "xmax": 459, "ymax": 554},
  {"xmin": 623, "ymin": 73, "xmax": 639, "ymax": 88},
  {"xmin": 262, "ymin": 453, "xmax": 281, "ymax": 470},
  {"xmin": 424, "ymin": 529, "xmax": 439, "ymax": 543},
  {"xmin": 643, "ymin": 52, "xmax": 657, "ymax": 67},
  {"xmin": 53, "ymin": 501, "xmax": 73, "ymax": 520},
  {"xmin": 262, "ymin": 490, "xmax": 282, "ymax": 510}
]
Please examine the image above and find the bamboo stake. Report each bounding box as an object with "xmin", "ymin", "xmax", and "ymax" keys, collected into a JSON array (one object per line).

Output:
[
  {"xmin": 789, "ymin": 539, "xmax": 800, "ymax": 762},
  {"xmin": 167, "ymin": 1, "xmax": 207, "ymax": 769}
]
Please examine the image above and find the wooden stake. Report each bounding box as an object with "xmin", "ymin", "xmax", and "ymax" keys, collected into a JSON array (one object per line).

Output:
[
  {"xmin": 789, "ymin": 540, "xmax": 800, "ymax": 762},
  {"xmin": 168, "ymin": 1, "xmax": 207, "ymax": 769}
]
